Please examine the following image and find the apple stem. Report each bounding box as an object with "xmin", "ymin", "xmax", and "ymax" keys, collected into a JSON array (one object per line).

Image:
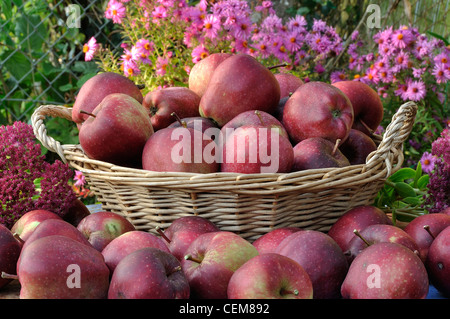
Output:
[
  {"xmin": 1, "ymin": 272, "xmax": 18, "ymax": 280},
  {"xmin": 254, "ymin": 110, "xmax": 265, "ymax": 126},
  {"xmin": 155, "ymin": 226, "xmax": 171, "ymax": 244},
  {"xmin": 353, "ymin": 229, "xmax": 372, "ymax": 247},
  {"xmin": 359, "ymin": 119, "xmax": 375, "ymax": 136},
  {"xmin": 184, "ymin": 254, "xmax": 203, "ymax": 264},
  {"xmin": 280, "ymin": 288, "xmax": 299, "ymax": 296},
  {"xmin": 423, "ymin": 225, "xmax": 435, "ymax": 239},
  {"xmin": 331, "ymin": 139, "xmax": 341, "ymax": 156},
  {"xmin": 267, "ymin": 63, "xmax": 288, "ymax": 70},
  {"xmin": 168, "ymin": 265, "xmax": 182, "ymax": 275},
  {"xmin": 79, "ymin": 110, "xmax": 96, "ymax": 118},
  {"xmin": 171, "ymin": 112, "xmax": 187, "ymax": 128},
  {"xmin": 13, "ymin": 233, "xmax": 25, "ymax": 245}
]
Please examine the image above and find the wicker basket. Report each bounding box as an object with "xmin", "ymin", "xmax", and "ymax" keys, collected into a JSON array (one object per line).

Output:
[{"xmin": 31, "ymin": 101, "xmax": 417, "ymax": 241}]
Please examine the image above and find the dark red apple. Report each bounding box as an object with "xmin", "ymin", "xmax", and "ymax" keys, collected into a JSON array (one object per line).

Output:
[
  {"xmin": 292, "ymin": 137, "xmax": 350, "ymax": 171},
  {"xmin": 332, "ymin": 80, "xmax": 384, "ymax": 136},
  {"xmin": 274, "ymin": 72, "xmax": 303, "ymax": 100},
  {"xmin": 72, "ymin": 72, "xmax": 143, "ymax": 126},
  {"xmin": 426, "ymin": 226, "xmax": 450, "ymax": 297},
  {"xmin": 62, "ymin": 198, "xmax": 91, "ymax": 227},
  {"xmin": 143, "ymin": 87, "xmax": 201, "ymax": 131},
  {"xmin": 327, "ymin": 205, "xmax": 393, "ymax": 253},
  {"xmin": 11, "ymin": 209, "xmax": 62, "ymax": 242},
  {"xmin": 78, "ymin": 93, "xmax": 154, "ymax": 168},
  {"xmin": 167, "ymin": 116, "xmax": 218, "ymax": 141},
  {"xmin": 108, "ymin": 247, "xmax": 190, "ymax": 299},
  {"xmin": 339, "ymin": 129, "xmax": 377, "ymax": 165},
  {"xmin": 282, "ymin": 81, "xmax": 354, "ymax": 145},
  {"xmin": 341, "ymin": 242, "xmax": 429, "ymax": 299},
  {"xmin": 227, "ymin": 253, "xmax": 313, "ymax": 299},
  {"xmin": 157, "ymin": 216, "xmax": 220, "ymax": 261},
  {"xmin": 252, "ymin": 227, "xmax": 302, "ymax": 254},
  {"xmin": 77, "ymin": 211, "xmax": 136, "ymax": 252},
  {"xmin": 275, "ymin": 230, "xmax": 349, "ymax": 299},
  {"xmin": 0, "ymin": 224, "xmax": 22, "ymax": 289},
  {"xmin": 403, "ymin": 213, "xmax": 450, "ymax": 262}
]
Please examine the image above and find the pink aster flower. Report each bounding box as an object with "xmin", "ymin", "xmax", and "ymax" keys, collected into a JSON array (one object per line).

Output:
[
  {"xmin": 433, "ymin": 63, "xmax": 450, "ymax": 84},
  {"xmin": 155, "ymin": 56, "xmax": 169, "ymax": 76},
  {"xmin": 123, "ymin": 60, "xmax": 140, "ymax": 77},
  {"xmin": 203, "ymin": 14, "xmax": 221, "ymax": 39},
  {"xmin": 420, "ymin": 152, "xmax": 437, "ymax": 173},
  {"xmin": 82, "ymin": 37, "xmax": 98, "ymax": 61},
  {"xmin": 391, "ymin": 28, "xmax": 413, "ymax": 49},
  {"xmin": 191, "ymin": 44, "xmax": 209, "ymax": 63},
  {"xmin": 105, "ymin": 0, "xmax": 126, "ymax": 24},
  {"xmin": 405, "ymin": 80, "xmax": 426, "ymax": 101},
  {"xmin": 131, "ymin": 45, "xmax": 152, "ymax": 65},
  {"xmin": 152, "ymin": 5, "xmax": 168, "ymax": 22},
  {"xmin": 286, "ymin": 15, "xmax": 307, "ymax": 32}
]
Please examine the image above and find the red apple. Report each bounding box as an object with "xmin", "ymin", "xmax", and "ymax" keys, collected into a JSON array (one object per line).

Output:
[
  {"xmin": 78, "ymin": 93, "xmax": 154, "ymax": 168},
  {"xmin": 332, "ymin": 80, "xmax": 384, "ymax": 136},
  {"xmin": 292, "ymin": 137, "xmax": 350, "ymax": 171},
  {"xmin": 275, "ymin": 230, "xmax": 349, "ymax": 299},
  {"xmin": 403, "ymin": 213, "xmax": 450, "ymax": 262},
  {"xmin": 62, "ymin": 198, "xmax": 91, "ymax": 227},
  {"xmin": 72, "ymin": 72, "xmax": 143, "ymax": 125},
  {"xmin": 157, "ymin": 216, "xmax": 220, "ymax": 261},
  {"xmin": 143, "ymin": 87, "xmax": 201, "ymax": 131},
  {"xmin": 181, "ymin": 231, "xmax": 259, "ymax": 299},
  {"xmin": 188, "ymin": 52, "xmax": 233, "ymax": 98},
  {"xmin": 339, "ymin": 129, "xmax": 377, "ymax": 165},
  {"xmin": 227, "ymin": 253, "xmax": 313, "ymax": 299},
  {"xmin": 426, "ymin": 226, "xmax": 450, "ymax": 297},
  {"xmin": 11, "ymin": 209, "xmax": 62, "ymax": 242},
  {"xmin": 108, "ymin": 247, "xmax": 190, "ymax": 299},
  {"xmin": 0, "ymin": 224, "xmax": 22, "ymax": 289},
  {"xmin": 345, "ymin": 224, "xmax": 420, "ymax": 264},
  {"xmin": 341, "ymin": 242, "xmax": 429, "ymax": 299},
  {"xmin": 101, "ymin": 230, "xmax": 170, "ymax": 273},
  {"xmin": 274, "ymin": 72, "xmax": 303, "ymax": 100},
  {"xmin": 167, "ymin": 116, "xmax": 218, "ymax": 141},
  {"xmin": 282, "ymin": 81, "xmax": 354, "ymax": 145},
  {"xmin": 76, "ymin": 211, "xmax": 136, "ymax": 252},
  {"xmin": 327, "ymin": 205, "xmax": 393, "ymax": 253},
  {"xmin": 440, "ymin": 207, "xmax": 450, "ymax": 215},
  {"xmin": 252, "ymin": 227, "xmax": 302, "ymax": 254},
  {"xmin": 220, "ymin": 125, "xmax": 294, "ymax": 174}
]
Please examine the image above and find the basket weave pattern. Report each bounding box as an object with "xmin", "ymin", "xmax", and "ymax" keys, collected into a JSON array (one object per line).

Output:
[{"xmin": 31, "ymin": 102, "xmax": 417, "ymax": 241}]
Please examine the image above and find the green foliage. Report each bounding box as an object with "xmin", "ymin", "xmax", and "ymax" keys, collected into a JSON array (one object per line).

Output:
[{"xmin": 374, "ymin": 162, "xmax": 430, "ymax": 224}]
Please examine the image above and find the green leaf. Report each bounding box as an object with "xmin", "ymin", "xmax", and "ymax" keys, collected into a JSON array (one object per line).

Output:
[
  {"xmin": 427, "ymin": 31, "xmax": 450, "ymax": 45},
  {"xmin": 417, "ymin": 175, "xmax": 430, "ymax": 190},
  {"xmin": 394, "ymin": 182, "xmax": 417, "ymax": 198},
  {"xmin": 389, "ymin": 167, "xmax": 416, "ymax": 183},
  {"xmin": 414, "ymin": 161, "xmax": 422, "ymax": 188},
  {"xmin": 2, "ymin": 50, "xmax": 32, "ymax": 81},
  {"xmin": 402, "ymin": 197, "xmax": 421, "ymax": 206},
  {"xmin": 59, "ymin": 83, "xmax": 73, "ymax": 92},
  {"xmin": 14, "ymin": 14, "xmax": 47, "ymax": 53}
]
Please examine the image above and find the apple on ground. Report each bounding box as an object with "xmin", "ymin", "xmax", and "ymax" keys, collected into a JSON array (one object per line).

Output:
[
  {"xmin": 339, "ymin": 129, "xmax": 377, "ymax": 165},
  {"xmin": 274, "ymin": 72, "xmax": 303, "ymax": 100},
  {"xmin": 332, "ymin": 80, "xmax": 384, "ymax": 136},
  {"xmin": 282, "ymin": 81, "xmax": 354, "ymax": 146},
  {"xmin": 143, "ymin": 87, "xmax": 201, "ymax": 131},
  {"xmin": 78, "ymin": 93, "xmax": 154, "ymax": 168},
  {"xmin": 181, "ymin": 231, "xmax": 259, "ymax": 299},
  {"xmin": 141, "ymin": 119, "xmax": 219, "ymax": 174},
  {"xmin": 77, "ymin": 211, "xmax": 136, "ymax": 252},
  {"xmin": 199, "ymin": 53, "xmax": 280, "ymax": 127},
  {"xmin": 11, "ymin": 209, "xmax": 62, "ymax": 242},
  {"xmin": 5, "ymin": 235, "xmax": 110, "ymax": 299},
  {"xmin": 403, "ymin": 213, "xmax": 450, "ymax": 262},
  {"xmin": 156, "ymin": 216, "xmax": 220, "ymax": 261},
  {"xmin": 292, "ymin": 137, "xmax": 350, "ymax": 171},
  {"xmin": 62, "ymin": 198, "xmax": 91, "ymax": 227},
  {"xmin": 275, "ymin": 230, "xmax": 349, "ymax": 299},
  {"xmin": 188, "ymin": 52, "xmax": 233, "ymax": 98},
  {"xmin": 341, "ymin": 242, "xmax": 429, "ymax": 299},
  {"xmin": 252, "ymin": 227, "xmax": 302, "ymax": 254},
  {"xmin": 72, "ymin": 72, "xmax": 143, "ymax": 127},
  {"xmin": 227, "ymin": 253, "xmax": 313, "ymax": 299},
  {"xmin": 108, "ymin": 247, "xmax": 190, "ymax": 299},
  {"xmin": 327, "ymin": 205, "xmax": 393, "ymax": 253},
  {"xmin": 0, "ymin": 224, "xmax": 22, "ymax": 289},
  {"xmin": 426, "ymin": 226, "xmax": 450, "ymax": 297},
  {"xmin": 345, "ymin": 224, "xmax": 420, "ymax": 264},
  {"xmin": 220, "ymin": 125, "xmax": 294, "ymax": 174},
  {"xmin": 20, "ymin": 219, "xmax": 92, "ymax": 254},
  {"xmin": 102, "ymin": 230, "xmax": 171, "ymax": 273}
]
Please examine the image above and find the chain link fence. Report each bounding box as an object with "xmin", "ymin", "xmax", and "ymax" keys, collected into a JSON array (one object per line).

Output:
[
  {"xmin": 1, "ymin": 0, "xmax": 449, "ymax": 126},
  {"xmin": 0, "ymin": 0, "xmax": 122, "ymax": 126}
]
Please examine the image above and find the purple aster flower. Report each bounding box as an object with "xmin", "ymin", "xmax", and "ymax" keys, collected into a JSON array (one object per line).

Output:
[
  {"xmin": 420, "ymin": 152, "xmax": 437, "ymax": 173},
  {"xmin": 405, "ymin": 80, "xmax": 426, "ymax": 101},
  {"xmin": 432, "ymin": 63, "xmax": 450, "ymax": 84}
]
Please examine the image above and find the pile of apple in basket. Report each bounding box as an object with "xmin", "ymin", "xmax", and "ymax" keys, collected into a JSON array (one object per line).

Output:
[{"xmin": 73, "ymin": 53, "xmax": 384, "ymax": 174}]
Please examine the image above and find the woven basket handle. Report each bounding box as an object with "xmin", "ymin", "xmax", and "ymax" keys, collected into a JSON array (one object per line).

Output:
[
  {"xmin": 31, "ymin": 104, "xmax": 74, "ymax": 164},
  {"xmin": 365, "ymin": 101, "xmax": 417, "ymax": 176}
]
